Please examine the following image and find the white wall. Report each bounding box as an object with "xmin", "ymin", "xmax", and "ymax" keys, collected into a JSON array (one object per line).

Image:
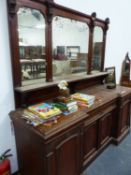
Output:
[
  {"xmin": 0, "ymin": 0, "xmax": 18, "ymax": 173},
  {"xmin": 0, "ymin": 0, "xmax": 131, "ymax": 173}
]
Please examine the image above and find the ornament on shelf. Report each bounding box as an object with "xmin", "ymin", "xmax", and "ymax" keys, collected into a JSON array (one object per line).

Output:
[{"xmin": 58, "ymin": 80, "xmax": 70, "ymax": 97}]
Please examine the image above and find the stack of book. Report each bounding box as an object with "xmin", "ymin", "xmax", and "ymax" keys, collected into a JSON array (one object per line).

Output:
[
  {"xmin": 52, "ymin": 96, "xmax": 78, "ymax": 115},
  {"xmin": 22, "ymin": 103, "xmax": 62, "ymax": 126},
  {"xmin": 71, "ymin": 93, "xmax": 95, "ymax": 107}
]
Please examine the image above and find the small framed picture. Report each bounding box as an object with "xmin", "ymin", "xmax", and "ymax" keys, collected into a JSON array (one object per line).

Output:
[{"xmin": 105, "ymin": 66, "xmax": 116, "ymax": 88}]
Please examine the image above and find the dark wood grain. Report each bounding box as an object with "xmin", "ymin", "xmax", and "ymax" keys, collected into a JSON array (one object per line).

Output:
[
  {"xmin": 7, "ymin": 1, "xmax": 131, "ymax": 175},
  {"xmin": 10, "ymin": 85, "xmax": 131, "ymax": 175},
  {"xmin": 7, "ymin": 0, "xmax": 109, "ymax": 107}
]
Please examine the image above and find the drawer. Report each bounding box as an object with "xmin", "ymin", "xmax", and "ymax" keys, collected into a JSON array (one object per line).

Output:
[{"xmin": 84, "ymin": 103, "xmax": 117, "ymax": 127}]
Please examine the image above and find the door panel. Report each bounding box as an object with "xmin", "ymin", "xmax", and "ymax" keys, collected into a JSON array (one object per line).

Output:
[
  {"xmin": 55, "ymin": 133, "xmax": 81, "ymax": 175},
  {"xmin": 121, "ymin": 101, "xmax": 130, "ymax": 132},
  {"xmin": 99, "ymin": 113, "xmax": 112, "ymax": 146},
  {"xmin": 83, "ymin": 121, "xmax": 98, "ymax": 163}
]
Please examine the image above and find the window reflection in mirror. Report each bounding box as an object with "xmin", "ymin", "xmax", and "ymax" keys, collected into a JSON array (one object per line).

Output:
[
  {"xmin": 52, "ymin": 16, "xmax": 89, "ymax": 79},
  {"xmin": 92, "ymin": 26, "xmax": 103, "ymax": 73},
  {"xmin": 17, "ymin": 8, "xmax": 46, "ymax": 86}
]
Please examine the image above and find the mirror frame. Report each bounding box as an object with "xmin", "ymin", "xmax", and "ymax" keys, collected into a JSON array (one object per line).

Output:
[
  {"xmin": 120, "ymin": 52, "xmax": 131, "ymax": 87},
  {"xmin": 92, "ymin": 26, "xmax": 103, "ymax": 72},
  {"xmin": 17, "ymin": 7, "xmax": 46, "ymax": 85},
  {"xmin": 7, "ymin": 0, "xmax": 109, "ymax": 107}
]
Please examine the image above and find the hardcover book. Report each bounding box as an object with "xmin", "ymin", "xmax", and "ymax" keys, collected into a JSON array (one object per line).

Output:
[
  {"xmin": 71, "ymin": 93, "xmax": 95, "ymax": 104},
  {"xmin": 28, "ymin": 103, "xmax": 62, "ymax": 119}
]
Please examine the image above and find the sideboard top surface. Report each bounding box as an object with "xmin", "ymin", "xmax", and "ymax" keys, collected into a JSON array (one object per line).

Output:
[{"xmin": 10, "ymin": 85, "xmax": 131, "ymax": 140}]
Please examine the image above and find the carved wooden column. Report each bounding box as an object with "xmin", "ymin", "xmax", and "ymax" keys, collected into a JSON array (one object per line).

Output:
[
  {"xmin": 101, "ymin": 18, "xmax": 110, "ymax": 71},
  {"xmin": 7, "ymin": 0, "xmax": 22, "ymax": 86},
  {"xmin": 88, "ymin": 12, "xmax": 96, "ymax": 74},
  {"xmin": 45, "ymin": 3, "xmax": 53, "ymax": 82}
]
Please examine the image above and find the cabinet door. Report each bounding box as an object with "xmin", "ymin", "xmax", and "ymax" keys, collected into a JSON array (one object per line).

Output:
[
  {"xmin": 99, "ymin": 112, "xmax": 112, "ymax": 146},
  {"xmin": 45, "ymin": 128, "xmax": 81, "ymax": 175},
  {"xmin": 82, "ymin": 121, "xmax": 98, "ymax": 166},
  {"xmin": 56, "ymin": 133, "xmax": 81, "ymax": 175},
  {"xmin": 120, "ymin": 99, "xmax": 130, "ymax": 133}
]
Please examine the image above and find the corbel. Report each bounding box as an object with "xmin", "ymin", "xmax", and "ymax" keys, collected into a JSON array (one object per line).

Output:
[
  {"xmin": 46, "ymin": 2, "xmax": 54, "ymax": 24},
  {"xmin": 90, "ymin": 12, "xmax": 97, "ymax": 33},
  {"xmin": 103, "ymin": 18, "xmax": 110, "ymax": 35},
  {"xmin": 7, "ymin": 0, "xmax": 17, "ymax": 16}
]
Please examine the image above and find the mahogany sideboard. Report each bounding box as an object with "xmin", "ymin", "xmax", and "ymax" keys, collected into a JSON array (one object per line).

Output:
[
  {"xmin": 10, "ymin": 85, "xmax": 131, "ymax": 175},
  {"xmin": 7, "ymin": 1, "xmax": 130, "ymax": 174}
]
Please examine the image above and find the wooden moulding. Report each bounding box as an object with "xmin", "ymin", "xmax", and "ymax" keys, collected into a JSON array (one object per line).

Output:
[
  {"xmin": 14, "ymin": 72, "xmax": 108, "ymax": 107},
  {"xmin": 9, "ymin": 84, "xmax": 131, "ymax": 175},
  {"xmin": 7, "ymin": 0, "xmax": 110, "ymax": 108},
  {"xmin": 11, "ymin": 84, "xmax": 131, "ymax": 140}
]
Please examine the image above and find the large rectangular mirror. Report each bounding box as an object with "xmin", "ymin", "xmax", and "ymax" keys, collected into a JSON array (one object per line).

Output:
[
  {"xmin": 17, "ymin": 7, "xmax": 46, "ymax": 86},
  {"xmin": 52, "ymin": 16, "xmax": 89, "ymax": 79},
  {"xmin": 7, "ymin": 0, "xmax": 109, "ymax": 107},
  {"xmin": 91, "ymin": 26, "xmax": 103, "ymax": 73}
]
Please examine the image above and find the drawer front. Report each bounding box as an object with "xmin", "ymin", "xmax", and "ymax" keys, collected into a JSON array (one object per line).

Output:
[{"xmin": 84, "ymin": 103, "xmax": 117, "ymax": 127}]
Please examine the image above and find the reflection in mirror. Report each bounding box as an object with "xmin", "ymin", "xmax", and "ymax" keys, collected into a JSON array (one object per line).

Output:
[
  {"xmin": 17, "ymin": 8, "xmax": 46, "ymax": 86},
  {"xmin": 52, "ymin": 16, "xmax": 89, "ymax": 79},
  {"xmin": 92, "ymin": 26, "xmax": 103, "ymax": 73}
]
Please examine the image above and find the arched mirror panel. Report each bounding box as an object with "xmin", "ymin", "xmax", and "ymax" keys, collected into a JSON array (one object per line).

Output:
[
  {"xmin": 52, "ymin": 16, "xmax": 89, "ymax": 79},
  {"xmin": 17, "ymin": 7, "xmax": 46, "ymax": 86},
  {"xmin": 92, "ymin": 26, "xmax": 103, "ymax": 73}
]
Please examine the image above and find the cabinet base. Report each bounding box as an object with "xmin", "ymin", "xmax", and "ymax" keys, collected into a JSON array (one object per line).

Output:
[{"xmin": 112, "ymin": 127, "xmax": 130, "ymax": 145}]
